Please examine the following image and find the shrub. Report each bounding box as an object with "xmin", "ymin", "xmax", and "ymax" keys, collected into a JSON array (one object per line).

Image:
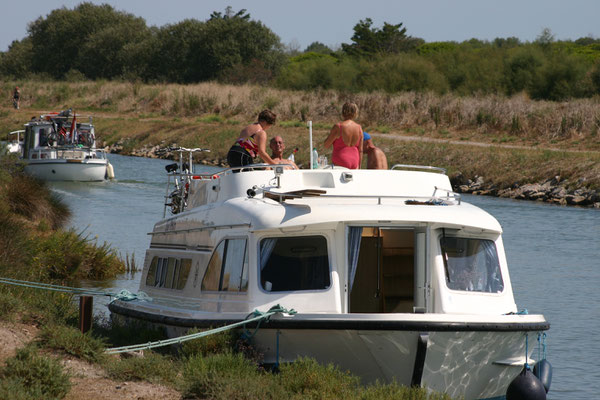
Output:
[
  {"xmin": 179, "ymin": 328, "xmax": 234, "ymax": 357},
  {"xmin": 277, "ymin": 357, "xmax": 361, "ymax": 398},
  {"xmin": 182, "ymin": 352, "xmax": 271, "ymax": 399},
  {"xmin": 0, "ymin": 346, "xmax": 71, "ymax": 399},
  {"xmin": 358, "ymin": 54, "xmax": 448, "ymax": 94},
  {"xmin": 529, "ymin": 51, "xmax": 589, "ymax": 100},
  {"xmin": 105, "ymin": 350, "xmax": 179, "ymax": 385},
  {"xmin": 34, "ymin": 230, "xmax": 124, "ymax": 280},
  {"xmin": 39, "ymin": 324, "xmax": 108, "ymax": 363}
]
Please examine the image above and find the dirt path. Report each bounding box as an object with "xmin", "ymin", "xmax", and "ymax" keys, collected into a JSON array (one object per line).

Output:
[{"xmin": 0, "ymin": 322, "xmax": 182, "ymax": 400}]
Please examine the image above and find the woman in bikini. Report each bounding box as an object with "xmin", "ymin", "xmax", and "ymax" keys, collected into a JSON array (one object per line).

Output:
[
  {"xmin": 323, "ymin": 102, "xmax": 363, "ymax": 169},
  {"xmin": 227, "ymin": 109, "xmax": 278, "ymax": 168}
]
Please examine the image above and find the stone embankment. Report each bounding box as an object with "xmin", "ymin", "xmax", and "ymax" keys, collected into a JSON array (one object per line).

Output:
[
  {"xmin": 452, "ymin": 174, "xmax": 600, "ymax": 208},
  {"xmin": 105, "ymin": 142, "xmax": 228, "ymax": 167}
]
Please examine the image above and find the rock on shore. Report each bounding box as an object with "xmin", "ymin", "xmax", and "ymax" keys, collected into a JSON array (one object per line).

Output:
[{"xmin": 452, "ymin": 174, "xmax": 600, "ymax": 208}]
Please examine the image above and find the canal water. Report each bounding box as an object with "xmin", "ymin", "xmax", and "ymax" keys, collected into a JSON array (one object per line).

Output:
[{"xmin": 51, "ymin": 153, "xmax": 599, "ymax": 400}]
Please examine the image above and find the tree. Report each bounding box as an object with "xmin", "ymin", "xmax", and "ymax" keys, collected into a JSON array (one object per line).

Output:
[
  {"xmin": 304, "ymin": 42, "xmax": 332, "ymax": 54},
  {"xmin": 342, "ymin": 18, "xmax": 416, "ymax": 57},
  {"xmin": 26, "ymin": 2, "xmax": 149, "ymax": 79},
  {"xmin": 0, "ymin": 38, "xmax": 33, "ymax": 77},
  {"xmin": 197, "ymin": 8, "xmax": 284, "ymax": 82}
]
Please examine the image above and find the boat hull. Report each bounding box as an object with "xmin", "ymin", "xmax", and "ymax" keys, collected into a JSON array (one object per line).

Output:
[
  {"xmin": 24, "ymin": 159, "xmax": 107, "ymax": 181},
  {"xmin": 109, "ymin": 301, "xmax": 548, "ymax": 400}
]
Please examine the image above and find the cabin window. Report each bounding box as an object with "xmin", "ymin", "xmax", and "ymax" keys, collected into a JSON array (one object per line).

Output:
[
  {"xmin": 260, "ymin": 236, "xmax": 330, "ymax": 292},
  {"xmin": 145, "ymin": 257, "xmax": 192, "ymax": 290},
  {"xmin": 441, "ymin": 237, "xmax": 504, "ymax": 293},
  {"xmin": 201, "ymin": 238, "xmax": 248, "ymax": 292}
]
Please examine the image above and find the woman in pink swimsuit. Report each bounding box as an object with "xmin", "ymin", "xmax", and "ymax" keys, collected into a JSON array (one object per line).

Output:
[{"xmin": 323, "ymin": 102, "xmax": 363, "ymax": 169}]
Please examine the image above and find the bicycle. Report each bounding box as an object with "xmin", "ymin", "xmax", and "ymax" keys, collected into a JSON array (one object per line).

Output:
[{"xmin": 160, "ymin": 146, "xmax": 210, "ymax": 215}]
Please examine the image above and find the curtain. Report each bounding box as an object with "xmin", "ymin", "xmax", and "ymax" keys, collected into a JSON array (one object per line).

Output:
[
  {"xmin": 480, "ymin": 240, "xmax": 503, "ymax": 292},
  {"xmin": 348, "ymin": 227, "xmax": 363, "ymax": 291},
  {"xmin": 260, "ymin": 238, "xmax": 277, "ymax": 271}
]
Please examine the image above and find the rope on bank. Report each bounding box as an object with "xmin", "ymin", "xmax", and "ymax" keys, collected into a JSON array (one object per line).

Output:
[
  {"xmin": 105, "ymin": 305, "xmax": 297, "ymax": 354},
  {"xmin": 0, "ymin": 276, "xmax": 151, "ymax": 301}
]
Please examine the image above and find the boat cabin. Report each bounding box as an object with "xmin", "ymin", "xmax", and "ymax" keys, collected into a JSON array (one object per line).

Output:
[
  {"xmin": 140, "ymin": 166, "xmax": 516, "ymax": 317},
  {"xmin": 21, "ymin": 112, "xmax": 102, "ymax": 161}
]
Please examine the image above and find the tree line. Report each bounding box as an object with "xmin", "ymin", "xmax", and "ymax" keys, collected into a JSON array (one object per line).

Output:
[{"xmin": 2, "ymin": 2, "xmax": 600, "ymax": 101}]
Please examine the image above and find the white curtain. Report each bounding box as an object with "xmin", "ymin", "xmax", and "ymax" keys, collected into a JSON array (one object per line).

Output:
[{"xmin": 260, "ymin": 238, "xmax": 277, "ymax": 271}]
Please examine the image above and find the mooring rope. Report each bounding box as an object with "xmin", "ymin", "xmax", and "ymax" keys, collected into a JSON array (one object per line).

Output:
[
  {"xmin": 105, "ymin": 304, "xmax": 296, "ymax": 354},
  {"xmin": 0, "ymin": 276, "xmax": 296, "ymax": 356},
  {"xmin": 0, "ymin": 277, "xmax": 151, "ymax": 301}
]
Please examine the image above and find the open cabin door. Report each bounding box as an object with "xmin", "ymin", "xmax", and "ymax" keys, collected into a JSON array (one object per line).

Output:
[{"xmin": 348, "ymin": 227, "xmax": 426, "ymax": 313}]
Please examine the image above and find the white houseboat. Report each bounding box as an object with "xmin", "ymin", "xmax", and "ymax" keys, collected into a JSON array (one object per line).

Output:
[
  {"xmin": 15, "ymin": 109, "xmax": 114, "ymax": 181},
  {"xmin": 109, "ymin": 159, "xmax": 550, "ymax": 400}
]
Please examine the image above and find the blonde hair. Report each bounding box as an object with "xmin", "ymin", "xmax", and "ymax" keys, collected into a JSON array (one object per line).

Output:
[{"xmin": 341, "ymin": 102, "xmax": 358, "ymax": 120}]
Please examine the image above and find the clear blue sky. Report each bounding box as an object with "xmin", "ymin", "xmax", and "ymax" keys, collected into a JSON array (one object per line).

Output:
[{"xmin": 2, "ymin": 0, "xmax": 599, "ymax": 52}]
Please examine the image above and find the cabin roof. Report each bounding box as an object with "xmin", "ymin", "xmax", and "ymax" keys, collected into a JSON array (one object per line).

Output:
[{"xmin": 162, "ymin": 168, "xmax": 502, "ymax": 234}]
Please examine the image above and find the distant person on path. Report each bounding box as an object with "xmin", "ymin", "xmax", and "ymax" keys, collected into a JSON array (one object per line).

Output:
[
  {"xmin": 363, "ymin": 132, "xmax": 388, "ymax": 169},
  {"xmin": 13, "ymin": 87, "xmax": 21, "ymax": 110},
  {"xmin": 323, "ymin": 102, "xmax": 363, "ymax": 169},
  {"xmin": 227, "ymin": 109, "xmax": 278, "ymax": 168},
  {"xmin": 269, "ymin": 136, "xmax": 298, "ymax": 169}
]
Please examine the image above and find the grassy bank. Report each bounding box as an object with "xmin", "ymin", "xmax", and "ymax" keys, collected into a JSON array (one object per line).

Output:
[{"xmin": 2, "ymin": 80, "xmax": 599, "ymax": 196}]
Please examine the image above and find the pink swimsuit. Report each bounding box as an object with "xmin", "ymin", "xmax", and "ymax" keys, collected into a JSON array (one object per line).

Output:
[{"xmin": 331, "ymin": 124, "xmax": 360, "ymax": 169}]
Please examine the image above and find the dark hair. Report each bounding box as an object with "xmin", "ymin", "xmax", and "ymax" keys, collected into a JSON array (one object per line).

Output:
[{"xmin": 258, "ymin": 109, "xmax": 277, "ymax": 125}]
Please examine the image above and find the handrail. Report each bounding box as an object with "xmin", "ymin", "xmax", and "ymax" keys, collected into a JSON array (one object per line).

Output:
[{"xmin": 391, "ymin": 164, "xmax": 447, "ymax": 174}]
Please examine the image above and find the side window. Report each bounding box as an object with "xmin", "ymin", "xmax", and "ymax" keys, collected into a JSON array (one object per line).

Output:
[
  {"xmin": 222, "ymin": 239, "xmax": 248, "ymax": 292},
  {"xmin": 177, "ymin": 259, "xmax": 192, "ymax": 290},
  {"xmin": 201, "ymin": 238, "xmax": 248, "ymax": 292},
  {"xmin": 202, "ymin": 241, "xmax": 225, "ymax": 291},
  {"xmin": 145, "ymin": 256, "xmax": 193, "ymax": 290},
  {"xmin": 260, "ymin": 236, "xmax": 330, "ymax": 292},
  {"xmin": 146, "ymin": 257, "xmax": 158, "ymax": 286},
  {"xmin": 441, "ymin": 237, "xmax": 504, "ymax": 293}
]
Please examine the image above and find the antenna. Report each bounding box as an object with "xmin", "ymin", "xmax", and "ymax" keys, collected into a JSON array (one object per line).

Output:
[{"xmin": 308, "ymin": 121, "xmax": 313, "ymax": 169}]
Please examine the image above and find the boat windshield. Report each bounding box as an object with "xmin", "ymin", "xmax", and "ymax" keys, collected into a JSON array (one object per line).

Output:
[
  {"xmin": 441, "ymin": 237, "xmax": 504, "ymax": 293},
  {"xmin": 260, "ymin": 236, "xmax": 330, "ymax": 292}
]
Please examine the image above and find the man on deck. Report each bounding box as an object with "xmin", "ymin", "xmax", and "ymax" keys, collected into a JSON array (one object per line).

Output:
[
  {"xmin": 363, "ymin": 132, "xmax": 388, "ymax": 169},
  {"xmin": 270, "ymin": 136, "xmax": 298, "ymax": 169}
]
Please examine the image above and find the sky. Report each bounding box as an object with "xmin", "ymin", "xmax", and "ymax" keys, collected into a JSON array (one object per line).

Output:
[{"xmin": 2, "ymin": 0, "xmax": 599, "ymax": 52}]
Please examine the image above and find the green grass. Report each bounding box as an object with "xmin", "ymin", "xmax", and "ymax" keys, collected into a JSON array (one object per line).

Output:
[{"xmin": 0, "ymin": 346, "xmax": 71, "ymax": 399}]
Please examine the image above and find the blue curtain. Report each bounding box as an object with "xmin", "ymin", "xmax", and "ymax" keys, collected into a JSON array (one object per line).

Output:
[{"xmin": 348, "ymin": 227, "xmax": 363, "ymax": 290}]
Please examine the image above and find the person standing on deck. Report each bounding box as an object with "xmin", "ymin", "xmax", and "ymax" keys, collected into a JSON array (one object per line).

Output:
[{"xmin": 323, "ymin": 102, "xmax": 363, "ymax": 169}]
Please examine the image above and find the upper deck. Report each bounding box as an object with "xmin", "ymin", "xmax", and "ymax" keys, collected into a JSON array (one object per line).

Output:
[{"xmin": 162, "ymin": 165, "xmax": 502, "ymax": 234}]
